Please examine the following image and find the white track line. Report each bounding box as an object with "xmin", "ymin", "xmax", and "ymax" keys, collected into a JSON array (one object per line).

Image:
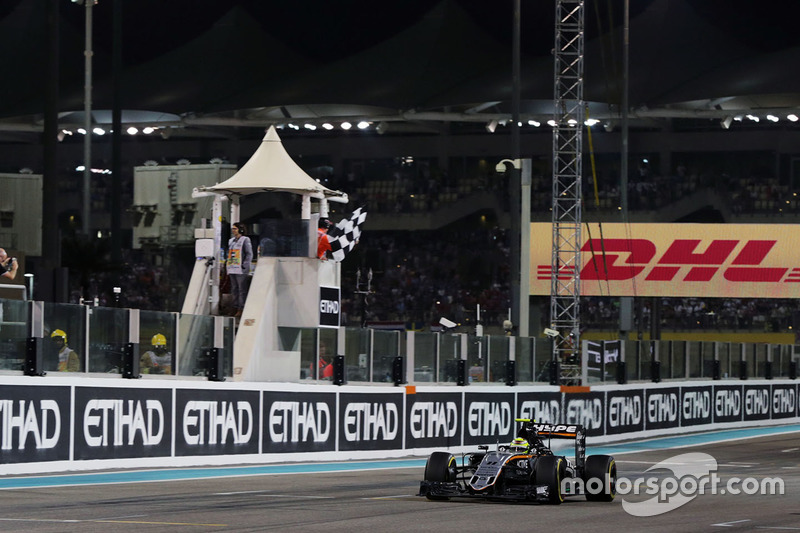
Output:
[{"xmin": 712, "ymin": 519, "xmax": 752, "ymax": 527}]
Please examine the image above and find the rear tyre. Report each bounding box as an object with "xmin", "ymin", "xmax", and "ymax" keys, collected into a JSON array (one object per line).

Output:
[
  {"xmin": 424, "ymin": 452, "xmax": 456, "ymax": 500},
  {"xmin": 584, "ymin": 455, "xmax": 616, "ymax": 502},
  {"xmin": 535, "ymin": 455, "xmax": 565, "ymax": 504}
]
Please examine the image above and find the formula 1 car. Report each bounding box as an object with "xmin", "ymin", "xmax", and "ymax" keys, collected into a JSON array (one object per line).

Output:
[{"xmin": 418, "ymin": 419, "xmax": 616, "ymax": 504}]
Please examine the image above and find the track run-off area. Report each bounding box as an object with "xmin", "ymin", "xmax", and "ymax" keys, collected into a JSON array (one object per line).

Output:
[{"xmin": 0, "ymin": 424, "xmax": 798, "ymax": 532}]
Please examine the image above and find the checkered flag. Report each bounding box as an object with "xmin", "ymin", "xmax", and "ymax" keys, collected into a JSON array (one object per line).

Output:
[{"xmin": 327, "ymin": 207, "xmax": 367, "ymax": 262}]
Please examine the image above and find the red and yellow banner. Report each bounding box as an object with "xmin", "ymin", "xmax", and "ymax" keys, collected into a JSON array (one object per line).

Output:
[{"xmin": 530, "ymin": 223, "xmax": 800, "ymax": 298}]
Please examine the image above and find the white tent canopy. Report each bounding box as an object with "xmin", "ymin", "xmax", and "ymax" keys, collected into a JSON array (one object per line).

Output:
[{"xmin": 201, "ymin": 126, "xmax": 348, "ymax": 202}]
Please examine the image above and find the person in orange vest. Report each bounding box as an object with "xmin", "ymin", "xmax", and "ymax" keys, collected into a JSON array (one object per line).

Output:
[
  {"xmin": 50, "ymin": 329, "xmax": 80, "ymax": 372},
  {"xmin": 318, "ymin": 354, "xmax": 334, "ymax": 379},
  {"xmin": 317, "ymin": 218, "xmax": 332, "ymax": 260},
  {"xmin": 309, "ymin": 346, "xmax": 334, "ymax": 380}
]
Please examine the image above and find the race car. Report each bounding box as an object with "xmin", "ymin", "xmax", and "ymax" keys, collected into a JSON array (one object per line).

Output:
[{"xmin": 418, "ymin": 418, "xmax": 616, "ymax": 504}]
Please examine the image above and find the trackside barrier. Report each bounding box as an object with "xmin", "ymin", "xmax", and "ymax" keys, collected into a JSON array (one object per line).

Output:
[
  {"xmin": 3, "ymin": 299, "xmax": 798, "ymax": 384},
  {"xmin": 0, "ymin": 298, "xmax": 235, "ymax": 378},
  {"xmin": 1, "ymin": 376, "xmax": 797, "ymax": 476}
]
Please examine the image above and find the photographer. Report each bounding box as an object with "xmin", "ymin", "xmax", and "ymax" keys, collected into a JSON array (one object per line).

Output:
[{"xmin": 0, "ymin": 248, "xmax": 18, "ymax": 280}]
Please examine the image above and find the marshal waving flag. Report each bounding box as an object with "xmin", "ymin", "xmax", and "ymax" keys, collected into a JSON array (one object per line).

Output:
[{"xmin": 328, "ymin": 207, "xmax": 367, "ymax": 262}]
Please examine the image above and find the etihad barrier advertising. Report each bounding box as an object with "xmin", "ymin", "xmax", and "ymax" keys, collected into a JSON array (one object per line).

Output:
[{"xmin": 1, "ymin": 378, "xmax": 798, "ymax": 475}]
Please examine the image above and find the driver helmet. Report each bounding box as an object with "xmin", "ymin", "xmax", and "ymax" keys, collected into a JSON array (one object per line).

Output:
[
  {"xmin": 152, "ymin": 333, "xmax": 167, "ymax": 347},
  {"xmin": 509, "ymin": 437, "xmax": 529, "ymax": 452}
]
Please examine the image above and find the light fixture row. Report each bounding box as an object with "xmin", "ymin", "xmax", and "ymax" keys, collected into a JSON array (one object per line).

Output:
[
  {"xmin": 720, "ymin": 113, "xmax": 800, "ymax": 129},
  {"xmin": 276, "ymin": 121, "xmax": 371, "ymax": 131},
  {"xmin": 488, "ymin": 113, "xmax": 800, "ymax": 132},
  {"xmin": 60, "ymin": 126, "xmax": 167, "ymax": 138},
  {"xmin": 56, "ymin": 112, "xmax": 800, "ymax": 139},
  {"xmin": 487, "ymin": 118, "xmax": 599, "ymax": 132},
  {"xmin": 74, "ymin": 165, "xmax": 112, "ymax": 174}
]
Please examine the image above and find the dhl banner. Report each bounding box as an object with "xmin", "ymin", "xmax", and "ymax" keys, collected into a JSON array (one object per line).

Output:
[{"xmin": 530, "ymin": 223, "xmax": 800, "ymax": 298}]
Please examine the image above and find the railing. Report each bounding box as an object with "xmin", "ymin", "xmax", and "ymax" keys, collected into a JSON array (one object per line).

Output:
[
  {"xmin": 0, "ymin": 284, "xmax": 27, "ymax": 300},
  {"xmin": 290, "ymin": 329, "xmax": 798, "ymax": 385},
  {"xmin": 284, "ymin": 326, "xmax": 555, "ymax": 385},
  {"xmin": 585, "ymin": 339, "xmax": 799, "ymax": 384},
  {"xmin": 0, "ymin": 298, "xmax": 234, "ymax": 377},
  {"xmin": 2, "ymin": 298, "xmax": 797, "ymax": 384}
]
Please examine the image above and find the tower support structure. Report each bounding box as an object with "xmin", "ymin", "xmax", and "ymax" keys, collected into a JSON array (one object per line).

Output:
[{"xmin": 550, "ymin": 0, "xmax": 585, "ymax": 385}]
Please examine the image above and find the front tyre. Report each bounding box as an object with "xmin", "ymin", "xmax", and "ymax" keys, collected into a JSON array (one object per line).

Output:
[
  {"xmin": 424, "ymin": 452, "xmax": 456, "ymax": 500},
  {"xmin": 424, "ymin": 452, "xmax": 456, "ymax": 482},
  {"xmin": 535, "ymin": 455, "xmax": 565, "ymax": 504},
  {"xmin": 584, "ymin": 455, "xmax": 616, "ymax": 502}
]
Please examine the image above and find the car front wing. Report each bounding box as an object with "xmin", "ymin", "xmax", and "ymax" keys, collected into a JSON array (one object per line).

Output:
[{"xmin": 418, "ymin": 480, "xmax": 552, "ymax": 502}]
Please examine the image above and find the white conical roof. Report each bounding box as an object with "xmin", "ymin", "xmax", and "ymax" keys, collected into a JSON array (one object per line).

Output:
[{"xmin": 204, "ymin": 126, "xmax": 347, "ymax": 201}]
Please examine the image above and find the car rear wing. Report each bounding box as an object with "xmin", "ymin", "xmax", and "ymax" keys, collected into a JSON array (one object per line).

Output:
[
  {"xmin": 529, "ymin": 423, "xmax": 582, "ymax": 438},
  {"xmin": 516, "ymin": 419, "xmax": 586, "ymax": 471}
]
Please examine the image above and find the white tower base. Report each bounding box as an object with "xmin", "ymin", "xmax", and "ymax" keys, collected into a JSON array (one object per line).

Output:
[{"xmin": 232, "ymin": 256, "xmax": 340, "ymax": 382}]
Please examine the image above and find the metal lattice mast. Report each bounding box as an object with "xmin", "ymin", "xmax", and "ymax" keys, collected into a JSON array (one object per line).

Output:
[{"xmin": 550, "ymin": 0, "xmax": 584, "ymax": 384}]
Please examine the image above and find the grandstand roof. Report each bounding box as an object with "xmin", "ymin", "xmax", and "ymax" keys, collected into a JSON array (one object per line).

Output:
[{"xmin": 1, "ymin": 0, "xmax": 799, "ymax": 141}]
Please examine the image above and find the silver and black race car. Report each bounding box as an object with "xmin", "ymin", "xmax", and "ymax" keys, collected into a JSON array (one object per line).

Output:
[{"xmin": 418, "ymin": 418, "xmax": 616, "ymax": 504}]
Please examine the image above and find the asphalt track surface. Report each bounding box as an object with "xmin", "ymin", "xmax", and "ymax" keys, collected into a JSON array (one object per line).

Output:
[{"xmin": 0, "ymin": 426, "xmax": 798, "ymax": 532}]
